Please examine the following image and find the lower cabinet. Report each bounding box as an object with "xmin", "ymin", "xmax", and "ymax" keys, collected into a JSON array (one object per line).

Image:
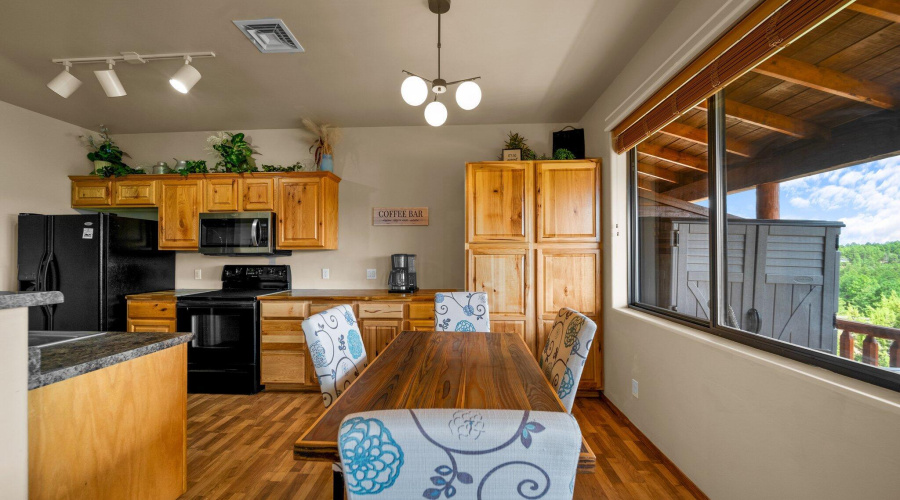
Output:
[
  {"xmin": 359, "ymin": 319, "xmax": 402, "ymax": 358},
  {"xmin": 126, "ymin": 299, "xmax": 177, "ymax": 333},
  {"xmin": 260, "ymin": 301, "xmax": 314, "ymax": 389}
]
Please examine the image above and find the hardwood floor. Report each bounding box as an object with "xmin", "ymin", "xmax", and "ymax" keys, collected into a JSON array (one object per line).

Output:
[{"xmin": 181, "ymin": 392, "xmax": 703, "ymax": 499}]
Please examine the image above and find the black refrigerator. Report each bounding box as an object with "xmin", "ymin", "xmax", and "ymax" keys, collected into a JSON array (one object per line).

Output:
[{"xmin": 17, "ymin": 213, "xmax": 175, "ymax": 332}]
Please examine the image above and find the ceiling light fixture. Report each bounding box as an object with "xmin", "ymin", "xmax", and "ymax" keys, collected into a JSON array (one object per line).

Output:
[
  {"xmin": 46, "ymin": 62, "xmax": 82, "ymax": 98},
  {"xmin": 169, "ymin": 56, "xmax": 202, "ymax": 94},
  {"xmin": 401, "ymin": 0, "xmax": 481, "ymax": 127},
  {"xmin": 48, "ymin": 51, "xmax": 215, "ymax": 98},
  {"xmin": 94, "ymin": 60, "xmax": 126, "ymax": 97}
]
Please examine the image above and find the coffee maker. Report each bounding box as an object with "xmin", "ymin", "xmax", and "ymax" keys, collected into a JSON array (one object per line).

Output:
[{"xmin": 389, "ymin": 254, "xmax": 418, "ymax": 293}]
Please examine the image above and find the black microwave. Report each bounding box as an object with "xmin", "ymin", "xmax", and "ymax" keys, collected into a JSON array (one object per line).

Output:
[{"xmin": 199, "ymin": 212, "xmax": 288, "ymax": 255}]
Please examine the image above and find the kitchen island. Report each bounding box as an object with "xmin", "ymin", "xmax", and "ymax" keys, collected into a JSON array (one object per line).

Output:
[{"xmin": 28, "ymin": 330, "xmax": 192, "ymax": 500}]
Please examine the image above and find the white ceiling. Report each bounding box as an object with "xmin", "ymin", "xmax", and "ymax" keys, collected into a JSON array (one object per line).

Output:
[{"xmin": 0, "ymin": 0, "xmax": 679, "ymax": 133}]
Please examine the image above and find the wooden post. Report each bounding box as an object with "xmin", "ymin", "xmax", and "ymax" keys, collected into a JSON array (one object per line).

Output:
[
  {"xmin": 839, "ymin": 330, "xmax": 855, "ymax": 359},
  {"xmin": 756, "ymin": 182, "xmax": 780, "ymax": 219},
  {"xmin": 862, "ymin": 335, "xmax": 879, "ymax": 366},
  {"xmin": 890, "ymin": 340, "xmax": 899, "ymax": 368}
]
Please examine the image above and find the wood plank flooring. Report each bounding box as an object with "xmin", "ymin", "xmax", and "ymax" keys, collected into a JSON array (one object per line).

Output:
[{"xmin": 181, "ymin": 392, "xmax": 703, "ymax": 499}]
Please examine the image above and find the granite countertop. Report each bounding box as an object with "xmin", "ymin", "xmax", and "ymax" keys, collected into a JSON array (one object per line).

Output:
[
  {"xmin": 257, "ymin": 289, "xmax": 459, "ymax": 301},
  {"xmin": 28, "ymin": 330, "xmax": 193, "ymax": 390},
  {"xmin": 0, "ymin": 291, "xmax": 64, "ymax": 310}
]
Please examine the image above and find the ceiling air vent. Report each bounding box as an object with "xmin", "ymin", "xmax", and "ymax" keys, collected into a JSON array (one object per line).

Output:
[{"xmin": 233, "ymin": 19, "xmax": 305, "ymax": 54}]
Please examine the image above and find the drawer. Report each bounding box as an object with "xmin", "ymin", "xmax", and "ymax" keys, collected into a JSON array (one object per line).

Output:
[
  {"xmin": 358, "ymin": 303, "xmax": 404, "ymax": 319},
  {"xmin": 261, "ymin": 332, "xmax": 305, "ymax": 351},
  {"xmin": 128, "ymin": 300, "xmax": 177, "ymax": 319},
  {"xmin": 127, "ymin": 318, "xmax": 177, "ymax": 333},
  {"xmin": 260, "ymin": 319, "xmax": 303, "ymax": 337},
  {"xmin": 407, "ymin": 320, "xmax": 434, "ymax": 332},
  {"xmin": 261, "ymin": 301, "xmax": 309, "ymax": 319},
  {"xmin": 310, "ymin": 303, "xmax": 356, "ymax": 316},
  {"xmin": 261, "ymin": 351, "xmax": 307, "ymax": 384},
  {"xmin": 114, "ymin": 179, "xmax": 157, "ymax": 206},
  {"xmin": 72, "ymin": 180, "xmax": 112, "ymax": 207},
  {"xmin": 408, "ymin": 302, "xmax": 435, "ymax": 320}
]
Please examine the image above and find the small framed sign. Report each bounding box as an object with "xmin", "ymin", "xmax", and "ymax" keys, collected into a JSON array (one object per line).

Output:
[
  {"xmin": 502, "ymin": 148, "xmax": 522, "ymax": 161},
  {"xmin": 373, "ymin": 207, "xmax": 429, "ymax": 226}
]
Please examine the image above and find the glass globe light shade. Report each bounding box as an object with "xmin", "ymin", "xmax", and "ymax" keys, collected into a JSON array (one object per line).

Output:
[
  {"xmin": 401, "ymin": 76, "xmax": 428, "ymax": 106},
  {"xmin": 424, "ymin": 101, "xmax": 448, "ymax": 127},
  {"xmin": 455, "ymin": 81, "xmax": 482, "ymax": 110}
]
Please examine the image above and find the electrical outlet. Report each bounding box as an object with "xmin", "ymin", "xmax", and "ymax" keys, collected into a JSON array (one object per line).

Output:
[
  {"xmin": 632, "ymin": 379, "xmax": 639, "ymax": 398},
  {"xmin": 194, "ymin": 268, "xmax": 202, "ymax": 280},
  {"xmin": 366, "ymin": 269, "xmax": 377, "ymax": 280},
  {"xmin": 322, "ymin": 268, "xmax": 330, "ymax": 279}
]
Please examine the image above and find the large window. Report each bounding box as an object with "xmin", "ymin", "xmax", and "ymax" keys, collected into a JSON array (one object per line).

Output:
[{"xmin": 630, "ymin": 6, "xmax": 900, "ymax": 391}]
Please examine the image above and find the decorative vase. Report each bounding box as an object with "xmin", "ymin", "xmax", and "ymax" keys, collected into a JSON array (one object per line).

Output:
[
  {"xmin": 319, "ymin": 154, "xmax": 334, "ymax": 173},
  {"xmin": 93, "ymin": 160, "xmax": 112, "ymax": 174}
]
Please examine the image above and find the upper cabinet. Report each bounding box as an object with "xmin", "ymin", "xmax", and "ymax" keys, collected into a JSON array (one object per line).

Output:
[
  {"xmin": 535, "ymin": 160, "xmax": 600, "ymax": 242},
  {"xmin": 465, "ymin": 162, "xmax": 532, "ymax": 243},
  {"xmin": 69, "ymin": 172, "xmax": 340, "ymax": 251},
  {"xmin": 275, "ymin": 175, "xmax": 339, "ymax": 249},
  {"xmin": 158, "ymin": 179, "xmax": 203, "ymax": 250}
]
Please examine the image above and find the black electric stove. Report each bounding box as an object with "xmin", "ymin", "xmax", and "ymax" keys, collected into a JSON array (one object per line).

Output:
[{"xmin": 177, "ymin": 265, "xmax": 291, "ymax": 394}]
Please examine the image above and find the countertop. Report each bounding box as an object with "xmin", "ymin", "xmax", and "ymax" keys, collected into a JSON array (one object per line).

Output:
[
  {"xmin": 0, "ymin": 291, "xmax": 64, "ymax": 310},
  {"xmin": 28, "ymin": 330, "xmax": 193, "ymax": 390},
  {"xmin": 126, "ymin": 289, "xmax": 457, "ymax": 302}
]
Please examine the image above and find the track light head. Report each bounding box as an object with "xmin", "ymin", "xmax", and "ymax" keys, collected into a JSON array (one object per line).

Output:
[
  {"xmin": 94, "ymin": 61, "xmax": 126, "ymax": 97},
  {"xmin": 47, "ymin": 62, "xmax": 82, "ymax": 98},
  {"xmin": 169, "ymin": 56, "xmax": 201, "ymax": 94}
]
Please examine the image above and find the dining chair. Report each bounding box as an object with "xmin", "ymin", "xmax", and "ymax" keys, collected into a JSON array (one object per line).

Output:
[
  {"xmin": 337, "ymin": 408, "xmax": 582, "ymax": 500},
  {"xmin": 433, "ymin": 292, "xmax": 490, "ymax": 332},
  {"xmin": 538, "ymin": 308, "xmax": 597, "ymax": 413},
  {"xmin": 301, "ymin": 305, "xmax": 369, "ymax": 409}
]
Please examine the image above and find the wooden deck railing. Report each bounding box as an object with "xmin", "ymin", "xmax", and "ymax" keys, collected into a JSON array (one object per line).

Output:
[{"xmin": 837, "ymin": 319, "xmax": 900, "ymax": 368}]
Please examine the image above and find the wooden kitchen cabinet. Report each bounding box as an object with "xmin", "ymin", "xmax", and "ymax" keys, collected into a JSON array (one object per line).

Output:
[
  {"xmin": 126, "ymin": 297, "xmax": 177, "ymax": 333},
  {"xmin": 466, "ymin": 246, "xmax": 534, "ymax": 353},
  {"xmin": 276, "ymin": 175, "xmax": 339, "ymax": 249},
  {"xmin": 204, "ymin": 176, "xmax": 239, "ymax": 212},
  {"xmin": 71, "ymin": 178, "xmax": 112, "ymax": 207},
  {"xmin": 158, "ymin": 179, "xmax": 203, "ymax": 250},
  {"xmin": 241, "ymin": 177, "xmax": 275, "ymax": 211},
  {"xmin": 466, "ymin": 162, "xmax": 532, "ymax": 243},
  {"xmin": 114, "ymin": 178, "xmax": 157, "ymax": 206},
  {"xmin": 535, "ymin": 161, "xmax": 600, "ymax": 242},
  {"xmin": 260, "ymin": 300, "xmax": 312, "ymax": 389},
  {"xmin": 360, "ymin": 319, "xmax": 403, "ymax": 359}
]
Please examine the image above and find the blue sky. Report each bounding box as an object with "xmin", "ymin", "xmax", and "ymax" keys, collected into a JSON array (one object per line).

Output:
[{"xmin": 697, "ymin": 155, "xmax": 900, "ymax": 244}]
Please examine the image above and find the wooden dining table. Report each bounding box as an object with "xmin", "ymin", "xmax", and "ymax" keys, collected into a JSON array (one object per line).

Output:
[{"xmin": 294, "ymin": 330, "xmax": 596, "ymax": 476}]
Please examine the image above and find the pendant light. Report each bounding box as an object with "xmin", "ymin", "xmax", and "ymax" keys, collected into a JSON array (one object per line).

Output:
[
  {"xmin": 400, "ymin": 0, "xmax": 481, "ymax": 126},
  {"xmin": 47, "ymin": 62, "xmax": 82, "ymax": 98},
  {"xmin": 94, "ymin": 60, "xmax": 126, "ymax": 97},
  {"xmin": 169, "ymin": 55, "xmax": 202, "ymax": 94}
]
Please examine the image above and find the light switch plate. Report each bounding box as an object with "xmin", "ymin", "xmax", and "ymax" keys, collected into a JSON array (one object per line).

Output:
[
  {"xmin": 322, "ymin": 268, "xmax": 330, "ymax": 279},
  {"xmin": 366, "ymin": 269, "xmax": 377, "ymax": 280},
  {"xmin": 632, "ymin": 379, "xmax": 639, "ymax": 398},
  {"xmin": 194, "ymin": 268, "xmax": 202, "ymax": 280}
]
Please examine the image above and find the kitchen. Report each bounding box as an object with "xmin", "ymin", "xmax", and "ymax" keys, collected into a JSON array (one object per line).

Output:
[{"xmin": 4, "ymin": 1, "xmax": 900, "ymax": 500}]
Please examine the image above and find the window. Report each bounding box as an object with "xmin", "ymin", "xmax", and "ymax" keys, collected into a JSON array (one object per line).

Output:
[{"xmin": 629, "ymin": 6, "xmax": 900, "ymax": 391}]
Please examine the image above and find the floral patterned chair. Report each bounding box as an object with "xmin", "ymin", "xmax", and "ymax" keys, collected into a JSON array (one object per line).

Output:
[
  {"xmin": 433, "ymin": 292, "xmax": 490, "ymax": 332},
  {"xmin": 338, "ymin": 409, "xmax": 582, "ymax": 500},
  {"xmin": 301, "ymin": 305, "xmax": 368, "ymax": 409},
  {"xmin": 538, "ymin": 308, "xmax": 597, "ymax": 413}
]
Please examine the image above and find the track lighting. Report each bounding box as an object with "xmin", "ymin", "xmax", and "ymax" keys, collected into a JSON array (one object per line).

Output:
[
  {"xmin": 169, "ymin": 56, "xmax": 202, "ymax": 94},
  {"xmin": 94, "ymin": 61, "xmax": 126, "ymax": 97},
  {"xmin": 46, "ymin": 62, "xmax": 82, "ymax": 98},
  {"xmin": 48, "ymin": 51, "xmax": 215, "ymax": 98}
]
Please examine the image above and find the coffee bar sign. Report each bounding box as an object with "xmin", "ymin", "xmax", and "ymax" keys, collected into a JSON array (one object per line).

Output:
[{"xmin": 373, "ymin": 207, "xmax": 429, "ymax": 226}]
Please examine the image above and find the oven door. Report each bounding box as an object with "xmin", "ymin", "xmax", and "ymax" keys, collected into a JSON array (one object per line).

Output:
[
  {"xmin": 177, "ymin": 300, "xmax": 258, "ymax": 367},
  {"xmin": 199, "ymin": 212, "xmax": 274, "ymax": 255}
]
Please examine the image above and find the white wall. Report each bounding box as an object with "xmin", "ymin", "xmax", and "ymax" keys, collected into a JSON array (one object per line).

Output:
[
  {"xmin": 0, "ymin": 307, "xmax": 28, "ymax": 499},
  {"xmin": 116, "ymin": 124, "xmax": 568, "ymax": 289},
  {"xmin": 578, "ymin": 1, "xmax": 900, "ymax": 498},
  {"xmin": 0, "ymin": 101, "xmax": 94, "ymax": 291}
]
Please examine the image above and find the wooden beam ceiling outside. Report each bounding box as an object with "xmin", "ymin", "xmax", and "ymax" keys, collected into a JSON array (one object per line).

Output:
[
  {"xmin": 847, "ymin": 0, "xmax": 900, "ymax": 23},
  {"xmin": 754, "ymin": 55, "xmax": 899, "ymax": 109},
  {"xmin": 637, "ymin": 177, "xmax": 657, "ymax": 192},
  {"xmin": 696, "ymin": 99, "xmax": 829, "ymax": 139},
  {"xmin": 659, "ymin": 122, "xmax": 754, "ymax": 157},
  {"xmin": 637, "ymin": 163, "xmax": 680, "ymax": 183},
  {"xmin": 638, "ymin": 143, "xmax": 708, "ymax": 172}
]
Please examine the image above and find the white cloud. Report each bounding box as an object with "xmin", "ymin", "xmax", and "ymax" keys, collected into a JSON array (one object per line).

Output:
[{"xmin": 789, "ymin": 197, "xmax": 810, "ymax": 208}]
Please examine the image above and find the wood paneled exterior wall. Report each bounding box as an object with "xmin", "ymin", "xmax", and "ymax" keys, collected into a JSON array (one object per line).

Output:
[{"xmin": 465, "ymin": 159, "xmax": 603, "ymax": 392}]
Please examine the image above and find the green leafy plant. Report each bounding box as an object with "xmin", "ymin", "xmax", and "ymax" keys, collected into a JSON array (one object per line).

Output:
[
  {"xmin": 206, "ymin": 132, "xmax": 258, "ymax": 173},
  {"xmin": 553, "ymin": 148, "xmax": 576, "ymax": 160},
  {"xmin": 82, "ymin": 125, "xmax": 131, "ymax": 167},
  {"xmin": 91, "ymin": 164, "xmax": 145, "ymax": 178},
  {"xmin": 261, "ymin": 161, "xmax": 306, "ymax": 173},
  {"xmin": 173, "ymin": 160, "xmax": 209, "ymax": 177},
  {"xmin": 502, "ymin": 131, "xmax": 542, "ymax": 160}
]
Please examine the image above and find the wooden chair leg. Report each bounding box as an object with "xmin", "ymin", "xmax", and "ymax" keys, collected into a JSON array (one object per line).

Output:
[{"xmin": 333, "ymin": 468, "xmax": 345, "ymax": 499}]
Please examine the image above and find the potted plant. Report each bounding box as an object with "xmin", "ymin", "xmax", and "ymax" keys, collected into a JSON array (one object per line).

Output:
[
  {"xmin": 172, "ymin": 160, "xmax": 209, "ymax": 177},
  {"xmin": 206, "ymin": 132, "xmax": 258, "ymax": 173},
  {"xmin": 502, "ymin": 131, "xmax": 539, "ymax": 160},
  {"xmin": 303, "ymin": 119, "xmax": 341, "ymax": 172},
  {"xmin": 81, "ymin": 125, "xmax": 132, "ymax": 174}
]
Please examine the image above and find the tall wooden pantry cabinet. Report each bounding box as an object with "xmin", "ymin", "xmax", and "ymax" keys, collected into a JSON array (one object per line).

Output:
[{"xmin": 465, "ymin": 159, "xmax": 603, "ymax": 393}]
